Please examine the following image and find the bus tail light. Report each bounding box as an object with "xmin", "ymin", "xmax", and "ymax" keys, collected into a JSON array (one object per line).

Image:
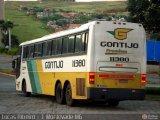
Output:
[
  {"xmin": 89, "ymin": 72, "xmax": 95, "ymax": 84},
  {"xmin": 141, "ymin": 74, "xmax": 147, "ymax": 85}
]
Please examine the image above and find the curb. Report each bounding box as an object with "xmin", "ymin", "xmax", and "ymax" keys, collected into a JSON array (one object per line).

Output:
[{"xmin": 0, "ymin": 72, "xmax": 15, "ymax": 78}]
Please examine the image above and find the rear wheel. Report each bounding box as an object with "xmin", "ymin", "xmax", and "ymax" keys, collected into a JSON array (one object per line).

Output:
[
  {"xmin": 55, "ymin": 83, "xmax": 65, "ymax": 104},
  {"xmin": 65, "ymin": 83, "xmax": 74, "ymax": 106},
  {"xmin": 107, "ymin": 100, "xmax": 119, "ymax": 107},
  {"xmin": 22, "ymin": 81, "xmax": 31, "ymax": 97}
]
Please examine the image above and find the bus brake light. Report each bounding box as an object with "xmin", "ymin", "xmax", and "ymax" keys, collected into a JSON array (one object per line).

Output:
[
  {"xmin": 89, "ymin": 72, "xmax": 95, "ymax": 84},
  {"xmin": 141, "ymin": 74, "xmax": 147, "ymax": 85}
]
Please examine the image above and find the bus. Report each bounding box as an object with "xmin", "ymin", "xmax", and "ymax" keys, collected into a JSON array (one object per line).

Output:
[{"xmin": 13, "ymin": 20, "xmax": 146, "ymax": 106}]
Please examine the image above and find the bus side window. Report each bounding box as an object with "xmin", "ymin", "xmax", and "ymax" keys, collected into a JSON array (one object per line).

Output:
[
  {"xmin": 34, "ymin": 43, "xmax": 42, "ymax": 57},
  {"xmin": 56, "ymin": 38, "xmax": 62, "ymax": 55},
  {"xmin": 52, "ymin": 39, "xmax": 57, "ymax": 55},
  {"xmin": 81, "ymin": 33, "xmax": 86, "ymax": 52},
  {"xmin": 28, "ymin": 45, "xmax": 34, "ymax": 58},
  {"xmin": 84, "ymin": 32, "xmax": 88, "ymax": 52},
  {"xmin": 62, "ymin": 37, "xmax": 69, "ymax": 54},
  {"xmin": 68, "ymin": 35, "xmax": 75, "ymax": 53},
  {"xmin": 47, "ymin": 41, "xmax": 52, "ymax": 56},
  {"xmin": 23, "ymin": 46, "xmax": 27, "ymax": 59},
  {"xmin": 43, "ymin": 41, "xmax": 52, "ymax": 57},
  {"xmin": 42, "ymin": 42, "xmax": 46, "ymax": 56},
  {"xmin": 75, "ymin": 34, "xmax": 82, "ymax": 53}
]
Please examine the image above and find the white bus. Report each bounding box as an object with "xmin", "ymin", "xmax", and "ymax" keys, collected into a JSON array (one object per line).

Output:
[{"xmin": 13, "ymin": 20, "xmax": 146, "ymax": 106}]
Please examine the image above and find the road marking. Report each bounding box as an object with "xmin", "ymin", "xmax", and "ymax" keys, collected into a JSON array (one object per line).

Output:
[{"xmin": 0, "ymin": 72, "xmax": 15, "ymax": 78}]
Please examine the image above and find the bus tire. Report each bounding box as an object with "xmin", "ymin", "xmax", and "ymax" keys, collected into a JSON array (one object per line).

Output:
[
  {"xmin": 22, "ymin": 80, "xmax": 31, "ymax": 97},
  {"xmin": 107, "ymin": 100, "xmax": 119, "ymax": 107},
  {"xmin": 65, "ymin": 83, "xmax": 75, "ymax": 106},
  {"xmin": 55, "ymin": 83, "xmax": 65, "ymax": 104}
]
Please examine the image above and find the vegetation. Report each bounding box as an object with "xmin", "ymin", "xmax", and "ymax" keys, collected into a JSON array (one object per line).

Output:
[
  {"xmin": 8, "ymin": 47, "xmax": 19, "ymax": 55},
  {"xmin": 127, "ymin": 0, "xmax": 160, "ymax": 40},
  {"xmin": 0, "ymin": 47, "xmax": 18, "ymax": 55},
  {"xmin": 7, "ymin": 1, "xmax": 127, "ymax": 13},
  {"xmin": 41, "ymin": 14, "xmax": 64, "ymax": 22},
  {"xmin": 146, "ymin": 87, "xmax": 160, "ymax": 95},
  {"xmin": 146, "ymin": 94, "xmax": 160, "ymax": 101},
  {"xmin": 5, "ymin": 3, "xmax": 51, "ymax": 43},
  {"xmin": 5, "ymin": 1, "xmax": 127, "ymax": 43}
]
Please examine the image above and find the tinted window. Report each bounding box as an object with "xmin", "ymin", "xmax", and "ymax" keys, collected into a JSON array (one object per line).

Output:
[
  {"xmin": 43, "ymin": 41, "xmax": 52, "ymax": 56},
  {"xmin": 68, "ymin": 35, "xmax": 75, "ymax": 53},
  {"xmin": 57, "ymin": 38, "xmax": 62, "ymax": 55},
  {"xmin": 34, "ymin": 43, "xmax": 42, "ymax": 57},
  {"xmin": 23, "ymin": 46, "xmax": 27, "ymax": 58},
  {"xmin": 75, "ymin": 32, "xmax": 88, "ymax": 53},
  {"xmin": 28, "ymin": 45, "xmax": 34, "ymax": 58},
  {"xmin": 52, "ymin": 39, "xmax": 57, "ymax": 55},
  {"xmin": 84, "ymin": 32, "xmax": 88, "ymax": 52},
  {"xmin": 62, "ymin": 37, "xmax": 69, "ymax": 54},
  {"xmin": 75, "ymin": 34, "xmax": 83, "ymax": 53}
]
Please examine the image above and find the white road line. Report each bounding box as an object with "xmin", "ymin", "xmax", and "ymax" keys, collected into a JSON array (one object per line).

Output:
[{"xmin": 0, "ymin": 72, "xmax": 15, "ymax": 78}]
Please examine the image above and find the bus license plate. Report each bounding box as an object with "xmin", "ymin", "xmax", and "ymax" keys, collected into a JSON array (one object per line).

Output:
[{"xmin": 119, "ymin": 79, "xmax": 129, "ymax": 83}]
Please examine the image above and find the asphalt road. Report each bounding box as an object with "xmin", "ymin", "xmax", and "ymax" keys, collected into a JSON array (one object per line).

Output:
[{"xmin": 0, "ymin": 73, "xmax": 160, "ymax": 120}]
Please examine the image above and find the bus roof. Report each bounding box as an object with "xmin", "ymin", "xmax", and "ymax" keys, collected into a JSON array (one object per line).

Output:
[
  {"xmin": 20, "ymin": 21, "xmax": 96, "ymax": 46},
  {"xmin": 20, "ymin": 20, "xmax": 142, "ymax": 46}
]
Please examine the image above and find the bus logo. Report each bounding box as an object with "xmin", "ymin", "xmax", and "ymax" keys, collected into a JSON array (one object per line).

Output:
[{"xmin": 108, "ymin": 28, "xmax": 133, "ymax": 40}]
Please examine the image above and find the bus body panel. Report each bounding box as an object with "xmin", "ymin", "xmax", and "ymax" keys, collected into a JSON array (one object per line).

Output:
[
  {"xmin": 15, "ymin": 21, "xmax": 146, "ymax": 102},
  {"xmin": 86, "ymin": 21, "xmax": 146, "ymax": 100}
]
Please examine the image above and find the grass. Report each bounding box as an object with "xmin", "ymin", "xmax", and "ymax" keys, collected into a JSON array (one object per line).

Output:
[
  {"xmin": 5, "ymin": 3, "xmax": 51, "ymax": 43},
  {"xmin": 146, "ymin": 94, "xmax": 160, "ymax": 101},
  {"xmin": 5, "ymin": 0, "xmax": 127, "ymax": 43},
  {"xmin": 7, "ymin": 0, "xmax": 127, "ymax": 13}
]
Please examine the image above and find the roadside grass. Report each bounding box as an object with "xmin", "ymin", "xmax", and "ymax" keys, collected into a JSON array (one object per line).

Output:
[
  {"xmin": 145, "ymin": 87, "xmax": 160, "ymax": 101},
  {"xmin": 146, "ymin": 94, "xmax": 160, "ymax": 101}
]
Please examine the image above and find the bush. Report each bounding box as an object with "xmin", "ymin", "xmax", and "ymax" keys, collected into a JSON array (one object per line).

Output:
[
  {"xmin": 7, "ymin": 47, "xmax": 18, "ymax": 55},
  {"xmin": 146, "ymin": 87, "xmax": 160, "ymax": 95},
  {"xmin": 0, "ymin": 47, "xmax": 5, "ymax": 53}
]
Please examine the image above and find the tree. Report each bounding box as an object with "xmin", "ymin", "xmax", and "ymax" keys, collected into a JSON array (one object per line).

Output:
[
  {"xmin": 127, "ymin": 0, "xmax": 160, "ymax": 33},
  {"xmin": 0, "ymin": 20, "xmax": 14, "ymax": 48}
]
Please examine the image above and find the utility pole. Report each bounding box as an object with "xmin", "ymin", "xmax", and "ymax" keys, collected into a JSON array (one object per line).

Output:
[{"xmin": 8, "ymin": 28, "xmax": 11, "ymax": 50}]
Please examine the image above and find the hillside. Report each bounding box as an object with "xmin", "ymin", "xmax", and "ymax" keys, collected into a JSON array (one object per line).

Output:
[{"xmin": 5, "ymin": 0, "xmax": 127, "ymax": 43}]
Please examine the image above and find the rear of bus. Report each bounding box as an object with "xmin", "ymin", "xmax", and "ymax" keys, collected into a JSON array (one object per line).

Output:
[{"xmin": 87, "ymin": 21, "xmax": 146, "ymax": 104}]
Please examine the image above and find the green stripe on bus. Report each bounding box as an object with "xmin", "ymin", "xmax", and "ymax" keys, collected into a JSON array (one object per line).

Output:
[{"xmin": 27, "ymin": 60, "xmax": 42, "ymax": 94}]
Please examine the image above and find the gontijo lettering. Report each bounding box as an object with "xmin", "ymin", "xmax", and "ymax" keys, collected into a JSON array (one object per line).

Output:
[
  {"xmin": 45, "ymin": 60, "xmax": 63, "ymax": 69},
  {"xmin": 100, "ymin": 41, "xmax": 139, "ymax": 48}
]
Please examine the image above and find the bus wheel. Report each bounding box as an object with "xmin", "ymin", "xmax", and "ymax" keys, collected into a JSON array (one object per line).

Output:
[
  {"xmin": 22, "ymin": 80, "xmax": 31, "ymax": 97},
  {"xmin": 65, "ymin": 83, "xmax": 74, "ymax": 106},
  {"xmin": 107, "ymin": 100, "xmax": 119, "ymax": 107},
  {"xmin": 55, "ymin": 83, "xmax": 65, "ymax": 104}
]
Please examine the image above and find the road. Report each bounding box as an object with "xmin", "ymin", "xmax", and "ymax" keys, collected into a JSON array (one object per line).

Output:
[{"xmin": 0, "ymin": 73, "xmax": 160, "ymax": 120}]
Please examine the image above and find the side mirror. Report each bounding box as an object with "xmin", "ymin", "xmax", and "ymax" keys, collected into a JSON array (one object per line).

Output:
[{"xmin": 12, "ymin": 59, "xmax": 16, "ymax": 69}]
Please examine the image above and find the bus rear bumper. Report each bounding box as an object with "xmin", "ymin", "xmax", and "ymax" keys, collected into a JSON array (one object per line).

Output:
[{"xmin": 87, "ymin": 88, "xmax": 145, "ymax": 101}]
